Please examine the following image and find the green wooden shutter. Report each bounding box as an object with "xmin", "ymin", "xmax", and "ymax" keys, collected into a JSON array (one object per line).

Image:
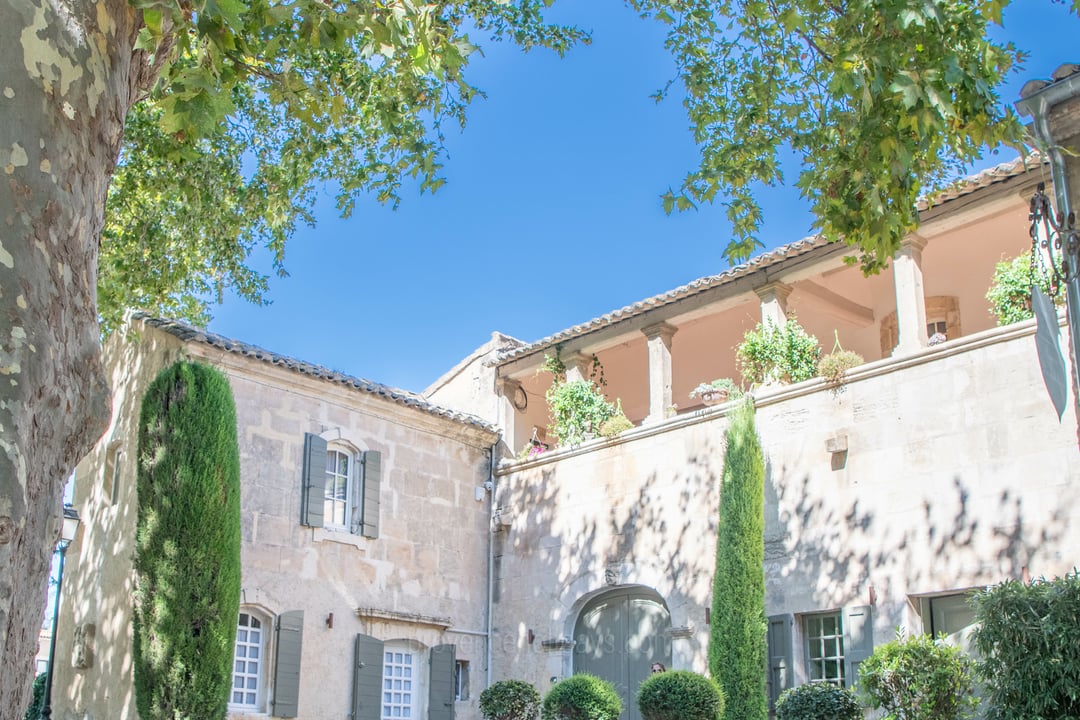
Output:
[
  {"xmin": 361, "ymin": 450, "xmax": 381, "ymax": 538},
  {"xmin": 429, "ymin": 644, "xmax": 456, "ymax": 720},
  {"xmin": 272, "ymin": 610, "xmax": 304, "ymax": 718},
  {"xmin": 301, "ymin": 433, "xmax": 326, "ymax": 528},
  {"xmin": 766, "ymin": 614, "xmax": 794, "ymax": 712},
  {"xmin": 351, "ymin": 633, "xmax": 384, "ymax": 720},
  {"xmin": 843, "ymin": 605, "xmax": 874, "ymax": 689}
]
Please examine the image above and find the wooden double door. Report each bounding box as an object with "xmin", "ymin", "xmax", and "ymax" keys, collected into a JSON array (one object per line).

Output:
[{"xmin": 573, "ymin": 589, "xmax": 672, "ymax": 720}]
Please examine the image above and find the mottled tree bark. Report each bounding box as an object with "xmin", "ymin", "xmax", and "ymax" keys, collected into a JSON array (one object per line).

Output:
[{"xmin": 0, "ymin": 0, "xmax": 146, "ymax": 713}]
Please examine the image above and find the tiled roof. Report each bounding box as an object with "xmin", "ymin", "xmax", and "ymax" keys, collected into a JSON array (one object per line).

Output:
[
  {"xmin": 499, "ymin": 154, "xmax": 1040, "ymax": 365},
  {"xmin": 135, "ymin": 314, "xmax": 497, "ymax": 434}
]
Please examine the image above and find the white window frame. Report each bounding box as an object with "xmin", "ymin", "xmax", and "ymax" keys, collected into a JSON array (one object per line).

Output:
[
  {"xmin": 323, "ymin": 444, "xmax": 359, "ymax": 532},
  {"xmin": 230, "ymin": 610, "xmax": 268, "ymax": 712},
  {"xmin": 381, "ymin": 646, "xmax": 417, "ymax": 719},
  {"xmin": 803, "ymin": 611, "xmax": 846, "ymax": 687},
  {"xmin": 454, "ymin": 659, "xmax": 469, "ymax": 701}
]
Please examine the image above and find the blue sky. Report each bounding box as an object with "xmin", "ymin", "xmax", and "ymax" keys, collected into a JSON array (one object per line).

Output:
[{"xmin": 206, "ymin": 0, "xmax": 1080, "ymax": 393}]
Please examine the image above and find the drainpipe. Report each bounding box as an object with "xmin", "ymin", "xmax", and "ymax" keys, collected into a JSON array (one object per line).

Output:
[{"xmin": 484, "ymin": 440, "xmax": 498, "ymax": 689}]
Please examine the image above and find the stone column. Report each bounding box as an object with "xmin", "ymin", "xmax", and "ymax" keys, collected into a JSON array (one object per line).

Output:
[
  {"xmin": 754, "ymin": 282, "xmax": 793, "ymax": 327},
  {"xmin": 496, "ymin": 377, "xmax": 523, "ymax": 458},
  {"xmin": 891, "ymin": 236, "xmax": 929, "ymax": 356},
  {"xmin": 562, "ymin": 352, "xmax": 594, "ymax": 384},
  {"xmin": 642, "ymin": 322, "xmax": 677, "ymax": 424}
]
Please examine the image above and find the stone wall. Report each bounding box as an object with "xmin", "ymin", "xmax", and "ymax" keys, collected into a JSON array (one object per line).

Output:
[
  {"xmin": 54, "ymin": 318, "xmax": 498, "ymax": 720},
  {"xmin": 491, "ymin": 319, "xmax": 1080, "ymax": 690}
]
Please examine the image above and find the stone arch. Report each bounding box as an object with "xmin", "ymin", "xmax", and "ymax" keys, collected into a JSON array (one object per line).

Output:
[{"xmin": 569, "ymin": 586, "xmax": 672, "ymax": 720}]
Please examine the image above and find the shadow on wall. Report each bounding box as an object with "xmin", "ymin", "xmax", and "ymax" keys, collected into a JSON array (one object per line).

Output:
[
  {"xmin": 493, "ymin": 429, "xmax": 725, "ymax": 675},
  {"xmin": 767, "ymin": 468, "xmax": 1075, "ymax": 622}
]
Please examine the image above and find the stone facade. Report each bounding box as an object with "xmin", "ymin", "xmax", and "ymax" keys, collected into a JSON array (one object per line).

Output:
[
  {"xmin": 47, "ymin": 154, "xmax": 1080, "ymax": 720},
  {"xmin": 53, "ymin": 318, "xmax": 498, "ymax": 720}
]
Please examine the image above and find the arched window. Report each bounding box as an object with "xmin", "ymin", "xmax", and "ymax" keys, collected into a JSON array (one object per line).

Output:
[{"xmin": 230, "ymin": 610, "xmax": 267, "ymax": 711}]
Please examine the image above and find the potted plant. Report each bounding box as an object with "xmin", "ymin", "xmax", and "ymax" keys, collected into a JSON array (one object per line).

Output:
[
  {"xmin": 545, "ymin": 379, "xmax": 615, "ymax": 447},
  {"xmin": 818, "ymin": 331, "xmax": 864, "ymax": 386},
  {"xmin": 735, "ymin": 317, "xmax": 821, "ymax": 386},
  {"xmin": 689, "ymin": 378, "xmax": 742, "ymax": 406}
]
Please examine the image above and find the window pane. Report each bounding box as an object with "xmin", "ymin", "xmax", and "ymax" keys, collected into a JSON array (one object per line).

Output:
[
  {"xmin": 824, "ymin": 637, "xmax": 838, "ymax": 657},
  {"xmin": 822, "ymin": 616, "xmax": 837, "ymax": 635}
]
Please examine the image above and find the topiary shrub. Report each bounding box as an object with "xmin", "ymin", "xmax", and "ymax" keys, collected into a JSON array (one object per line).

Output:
[
  {"xmin": 775, "ymin": 682, "xmax": 862, "ymax": 720},
  {"xmin": 709, "ymin": 399, "xmax": 768, "ymax": 720},
  {"xmin": 133, "ymin": 361, "xmax": 242, "ymax": 720},
  {"xmin": 541, "ymin": 674, "xmax": 622, "ymax": 720},
  {"xmin": 481, "ymin": 679, "xmax": 542, "ymax": 720},
  {"xmin": 637, "ymin": 670, "xmax": 725, "ymax": 720},
  {"xmin": 971, "ymin": 571, "xmax": 1080, "ymax": 720},
  {"xmin": 598, "ymin": 400, "xmax": 633, "ymax": 438},
  {"xmin": 859, "ymin": 631, "xmax": 976, "ymax": 720}
]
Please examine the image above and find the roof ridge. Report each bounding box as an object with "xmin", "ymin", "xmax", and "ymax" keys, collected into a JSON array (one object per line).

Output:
[{"xmin": 132, "ymin": 313, "xmax": 497, "ymax": 435}]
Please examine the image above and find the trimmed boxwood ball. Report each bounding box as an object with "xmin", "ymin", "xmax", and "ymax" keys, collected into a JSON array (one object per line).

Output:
[
  {"xmin": 637, "ymin": 670, "xmax": 725, "ymax": 720},
  {"xmin": 775, "ymin": 682, "xmax": 862, "ymax": 720},
  {"xmin": 133, "ymin": 360, "xmax": 242, "ymax": 720},
  {"xmin": 480, "ymin": 679, "xmax": 542, "ymax": 720},
  {"xmin": 542, "ymin": 674, "xmax": 622, "ymax": 720}
]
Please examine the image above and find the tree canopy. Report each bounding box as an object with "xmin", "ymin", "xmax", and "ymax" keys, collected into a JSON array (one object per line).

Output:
[
  {"xmin": 630, "ymin": 0, "xmax": 1080, "ymax": 272},
  {"xmin": 98, "ymin": 0, "xmax": 587, "ymax": 331}
]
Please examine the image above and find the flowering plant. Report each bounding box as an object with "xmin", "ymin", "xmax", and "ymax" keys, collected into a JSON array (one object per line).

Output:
[{"xmin": 689, "ymin": 378, "xmax": 742, "ymax": 399}]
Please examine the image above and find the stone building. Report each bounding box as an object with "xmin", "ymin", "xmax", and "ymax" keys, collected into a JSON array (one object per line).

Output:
[
  {"xmin": 51, "ymin": 153, "xmax": 1080, "ymax": 720},
  {"xmin": 54, "ymin": 317, "xmax": 499, "ymax": 720}
]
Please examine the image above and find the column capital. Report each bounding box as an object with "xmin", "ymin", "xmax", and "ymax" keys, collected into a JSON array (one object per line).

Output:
[
  {"xmin": 753, "ymin": 280, "xmax": 794, "ymax": 303},
  {"xmin": 641, "ymin": 322, "xmax": 678, "ymax": 342},
  {"xmin": 898, "ymin": 234, "xmax": 928, "ymax": 256}
]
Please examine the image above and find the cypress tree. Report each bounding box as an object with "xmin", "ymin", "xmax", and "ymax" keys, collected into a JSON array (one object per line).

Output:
[
  {"xmin": 709, "ymin": 400, "xmax": 767, "ymax": 720},
  {"xmin": 133, "ymin": 360, "xmax": 242, "ymax": 720}
]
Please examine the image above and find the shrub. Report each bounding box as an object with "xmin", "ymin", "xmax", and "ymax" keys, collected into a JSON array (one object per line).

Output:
[
  {"xmin": 546, "ymin": 380, "xmax": 615, "ymax": 446},
  {"xmin": 23, "ymin": 673, "xmax": 46, "ymax": 720},
  {"xmin": 689, "ymin": 377, "xmax": 743, "ymax": 400},
  {"xmin": 481, "ymin": 679, "xmax": 542, "ymax": 720},
  {"xmin": 736, "ymin": 318, "xmax": 821, "ymax": 385},
  {"xmin": 133, "ymin": 361, "xmax": 242, "ymax": 720},
  {"xmin": 637, "ymin": 670, "xmax": 724, "ymax": 720},
  {"xmin": 986, "ymin": 254, "xmax": 1062, "ymax": 326},
  {"xmin": 971, "ymin": 571, "xmax": 1080, "ymax": 720},
  {"xmin": 541, "ymin": 674, "xmax": 622, "ymax": 720},
  {"xmin": 859, "ymin": 631, "xmax": 976, "ymax": 720},
  {"xmin": 818, "ymin": 349, "xmax": 864, "ymax": 385},
  {"xmin": 775, "ymin": 682, "xmax": 862, "ymax": 720},
  {"xmin": 709, "ymin": 399, "xmax": 768, "ymax": 720},
  {"xmin": 599, "ymin": 401, "xmax": 633, "ymax": 438}
]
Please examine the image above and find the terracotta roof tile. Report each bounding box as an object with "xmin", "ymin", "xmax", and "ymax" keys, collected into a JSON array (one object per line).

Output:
[{"xmin": 134, "ymin": 314, "xmax": 497, "ymax": 434}]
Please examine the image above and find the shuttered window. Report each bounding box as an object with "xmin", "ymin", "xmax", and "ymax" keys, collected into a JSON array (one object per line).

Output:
[
  {"xmin": 301, "ymin": 433, "xmax": 381, "ymax": 537},
  {"xmin": 230, "ymin": 612, "xmax": 265, "ymax": 710},
  {"xmin": 797, "ymin": 605, "xmax": 874, "ymax": 690}
]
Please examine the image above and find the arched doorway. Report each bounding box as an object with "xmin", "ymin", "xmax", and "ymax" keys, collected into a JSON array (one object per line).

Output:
[{"xmin": 573, "ymin": 588, "xmax": 672, "ymax": 720}]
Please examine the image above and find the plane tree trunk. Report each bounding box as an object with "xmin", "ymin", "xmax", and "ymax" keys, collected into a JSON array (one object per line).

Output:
[{"xmin": 0, "ymin": 0, "xmax": 153, "ymax": 712}]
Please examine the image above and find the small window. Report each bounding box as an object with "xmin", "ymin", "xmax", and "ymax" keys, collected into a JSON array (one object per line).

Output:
[
  {"xmin": 804, "ymin": 613, "xmax": 845, "ymax": 686},
  {"xmin": 382, "ymin": 650, "xmax": 416, "ymax": 719},
  {"xmin": 454, "ymin": 660, "xmax": 470, "ymax": 701},
  {"xmin": 103, "ymin": 444, "xmax": 123, "ymax": 506},
  {"xmin": 231, "ymin": 612, "xmax": 266, "ymax": 710},
  {"xmin": 927, "ymin": 320, "xmax": 948, "ymax": 339}
]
